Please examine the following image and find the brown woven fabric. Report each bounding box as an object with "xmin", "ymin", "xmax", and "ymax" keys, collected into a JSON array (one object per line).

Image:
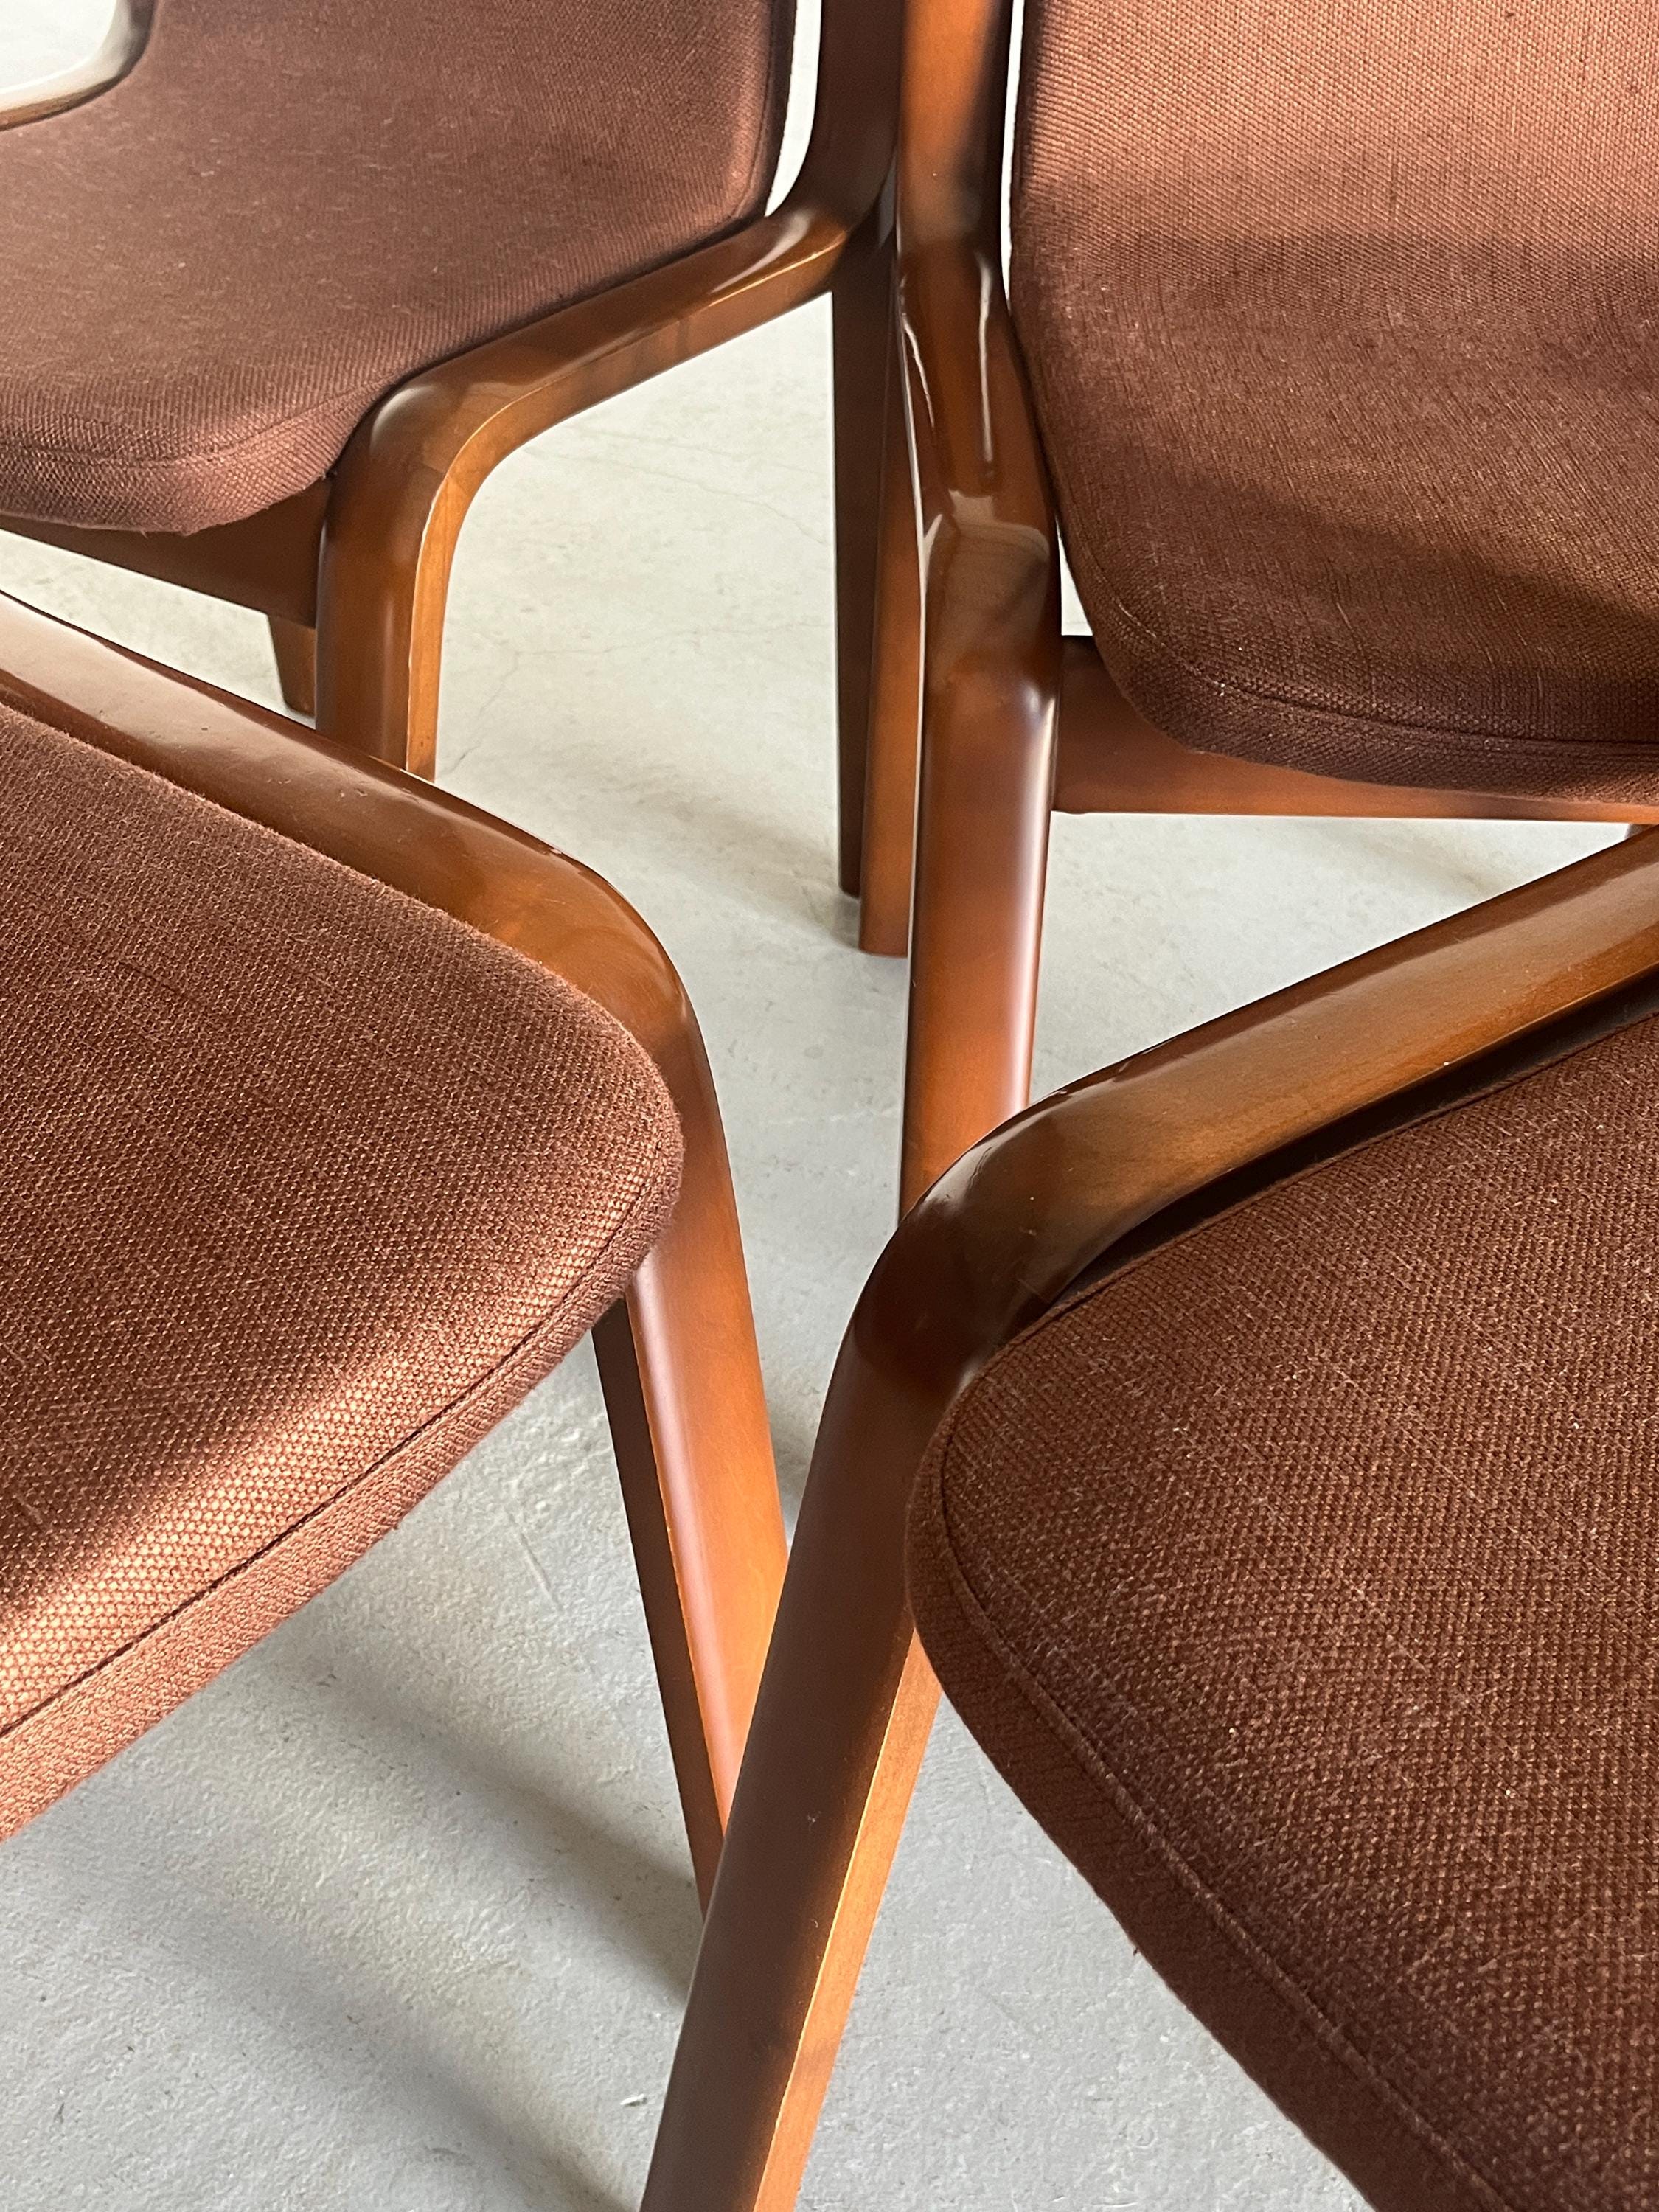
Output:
[
  {"xmin": 1010, "ymin": 0, "xmax": 1659, "ymax": 801},
  {"xmin": 0, "ymin": 0, "xmax": 787, "ymax": 532},
  {"xmin": 0, "ymin": 702, "xmax": 680, "ymax": 1839},
  {"xmin": 908, "ymin": 1014, "xmax": 1659, "ymax": 2212}
]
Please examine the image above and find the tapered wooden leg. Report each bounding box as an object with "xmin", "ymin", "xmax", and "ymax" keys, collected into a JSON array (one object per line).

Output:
[
  {"xmin": 592, "ymin": 1005, "xmax": 787, "ymax": 1909},
  {"xmin": 313, "ymin": 460, "xmax": 457, "ymax": 776},
  {"xmin": 641, "ymin": 1325, "xmax": 942, "ymax": 2212},
  {"xmin": 266, "ymin": 615, "xmax": 316, "ymax": 719},
  {"xmin": 899, "ymin": 666, "xmax": 1059, "ymax": 1210},
  {"xmin": 833, "ymin": 227, "xmax": 884, "ymax": 901},
  {"xmin": 313, "ymin": 552, "xmax": 445, "ymax": 775},
  {"xmin": 833, "ymin": 209, "xmax": 922, "ymax": 953},
  {"xmin": 858, "ymin": 335, "xmax": 925, "ymax": 957}
]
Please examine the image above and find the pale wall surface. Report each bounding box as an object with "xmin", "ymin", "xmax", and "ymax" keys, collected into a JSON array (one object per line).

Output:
[{"xmin": 0, "ymin": 9, "xmax": 1613, "ymax": 2208}]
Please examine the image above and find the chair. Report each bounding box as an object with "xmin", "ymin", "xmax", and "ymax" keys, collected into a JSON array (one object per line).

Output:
[
  {"xmin": 0, "ymin": 588, "xmax": 783, "ymax": 1910},
  {"xmin": 645, "ymin": 827, "xmax": 1659, "ymax": 2210},
  {"xmin": 0, "ymin": 0, "xmax": 903, "ymax": 844},
  {"xmin": 860, "ymin": 0, "xmax": 1659, "ymax": 1208}
]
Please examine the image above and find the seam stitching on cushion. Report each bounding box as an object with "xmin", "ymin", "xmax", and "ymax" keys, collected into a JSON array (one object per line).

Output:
[
  {"xmin": 921, "ymin": 1436, "xmax": 1517, "ymax": 2212},
  {"xmin": 905, "ymin": 1011, "xmax": 1659, "ymax": 2207},
  {"xmin": 0, "ymin": 1141, "xmax": 676, "ymax": 1745},
  {"xmin": 1093, "ymin": 580, "xmax": 1659, "ymax": 768},
  {"xmin": 0, "ymin": 382, "xmax": 376, "ymax": 473},
  {"xmin": 1015, "ymin": 345, "xmax": 1659, "ymax": 771}
]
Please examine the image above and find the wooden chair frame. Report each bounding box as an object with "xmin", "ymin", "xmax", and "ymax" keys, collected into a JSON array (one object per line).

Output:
[
  {"xmin": 853, "ymin": 0, "xmax": 1659, "ymax": 1208},
  {"xmin": 641, "ymin": 826, "xmax": 1659, "ymax": 2210},
  {"xmin": 0, "ymin": 0, "xmax": 904, "ymax": 838},
  {"xmin": 0, "ymin": 588, "xmax": 786, "ymax": 1910}
]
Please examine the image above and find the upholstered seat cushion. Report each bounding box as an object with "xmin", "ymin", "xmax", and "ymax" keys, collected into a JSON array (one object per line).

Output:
[
  {"xmin": 909, "ymin": 1013, "xmax": 1659, "ymax": 2211},
  {"xmin": 0, "ymin": 0, "xmax": 785, "ymax": 532},
  {"xmin": 0, "ymin": 701, "xmax": 680, "ymax": 1839},
  {"xmin": 1011, "ymin": 0, "xmax": 1659, "ymax": 802}
]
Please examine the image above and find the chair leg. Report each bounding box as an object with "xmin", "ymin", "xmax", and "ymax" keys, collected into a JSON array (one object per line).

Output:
[
  {"xmin": 266, "ymin": 615, "xmax": 316, "ymax": 719},
  {"xmin": 591, "ymin": 1013, "xmax": 788, "ymax": 1909},
  {"xmin": 899, "ymin": 666, "xmax": 1059, "ymax": 1210},
  {"xmin": 641, "ymin": 1329, "xmax": 942, "ymax": 2212},
  {"xmin": 313, "ymin": 481, "xmax": 454, "ymax": 776},
  {"xmin": 832, "ymin": 220, "xmax": 888, "ymax": 901},
  {"xmin": 833, "ymin": 212, "xmax": 922, "ymax": 954}
]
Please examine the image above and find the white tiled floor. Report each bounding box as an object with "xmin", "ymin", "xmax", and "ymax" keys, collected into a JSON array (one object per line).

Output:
[{"xmin": 0, "ymin": 10, "xmax": 1621, "ymax": 2209}]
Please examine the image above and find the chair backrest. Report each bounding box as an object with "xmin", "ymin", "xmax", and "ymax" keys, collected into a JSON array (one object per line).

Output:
[
  {"xmin": 895, "ymin": 0, "xmax": 1659, "ymax": 782},
  {"xmin": 1010, "ymin": 0, "xmax": 1659, "ymax": 276},
  {"xmin": 898, "ymin": 0, "xmax": 1659, "ymax": 279},
  {"xmin": 138, "ymin": 0, "xmax": 801, "ymax": 232}
]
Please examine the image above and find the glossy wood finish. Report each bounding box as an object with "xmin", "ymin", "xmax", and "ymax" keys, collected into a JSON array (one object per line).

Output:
[
  {"xmin": 832, "ymin": 204, "xmax": 894, "ymax": 901},
  {"xmin": 266, "ymin": 614, "xmax": 317, "ymax": 720},
  {"xmin": 314, "ymin": 195, "xmax": 858, "ymax": 773},
  {"xmin": 0, "ymin": 0, "xmax": 153, "ymax": 130},
  {"xmin": 894, "ymin": 0, "xmax": 1062, "ymax": 1205},
  {"xmin": 832, "ymin": 192, "xmax": 923, "ymax": 955},
  {"xmin": 0, "ymin": 591, "xmax": 785, "ymax": 1907},
  {"xmin": 0, "ymin": 1, "xmax": 902, "ymax": 788},
  {"xmin": 644, "ymin": 827, "xmax": 1659, "ymax": 2211},
  {"xmin": 313, "ymin": 0, "xmax": 899, "ymax": 775},
  {"xmin": 885, "ymin": 0, "xmax": 1659, "ymax": 1207},
  {"xmin": 853, "ymin": 271, "xmax": 925, "ymax": 958}
]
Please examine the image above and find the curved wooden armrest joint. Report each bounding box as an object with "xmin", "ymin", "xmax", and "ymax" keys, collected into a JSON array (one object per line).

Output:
[
  {"xmin": 0, "ymin": 594, "xmax": 726, "ymax": 1304},
  {"xmin": 644, "ymin": 833, "xmax": 1659, "ymax": 2212},
  {"xmin": 872, "ymin": 832, "xmax": 1659, "ymax": 1435},
  {"xmin": 900, "ymin": 240, "xmax": 1058, "ymax": 695},
  {"xmin": 321, "ymin": 0, "xmax": 909, "ymax": 596},
  {"xmin": 326, "ymin": 0, "xmax": 919, "ymax": 583},
  {"xmin": 337, "ymin": 208, "xmax": 849, "ymax": 520},
  {"xmin": 316, "ymin": 202, "xmax": 865, "ymax": 764},
  {"xmin": 0, "ymin": 591, "xmax": 785, "ymax": 1893},
  {"xmin": 0, "ymin": 0, "xmax": 153, "ymax": 130}
]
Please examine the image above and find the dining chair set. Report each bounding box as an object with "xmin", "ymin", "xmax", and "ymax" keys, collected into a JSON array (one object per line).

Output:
[{"xmin": 4, "ymin": 3, "xmax": 1658, "ymax": 2209}]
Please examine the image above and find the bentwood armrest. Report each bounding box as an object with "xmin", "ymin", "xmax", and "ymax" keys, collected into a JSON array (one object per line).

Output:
[
  {"xmin": 846, "ymin": 825, "xmax": 1659, "ymax": 1475},
  {"xmin": 319, "ymin": 204, "xmax": 858, "ymax": 734},
  {"xmin": 890, "ymin": 826, "xmax": 1659, "ymax": 1374},
  {"xmin": 338, "ymin": 212, "xmax": 850, "ymax": 510},
  {"xmin": 0, "ymin": 587, "xmax": 784, "ymax": 1882},
  {"xmin": 0, "ymin": 593, "xmax": 687, "ymax": 1042},
  {"xmin": 325, "ymin": 27, "xmax": 915, "ymax": 560},
  {"xmin": 0, "ymin": 0, "xmax": 908, "ymax": 790},
  {"xmin": 316, "ymin": 0, "xmax": 905, "ymax": 532},
  {"xmin": 315, "ymin": 6, "xmax": 907, "ymax": 764},
  {"xmin": 0, "ymin": 1, "xmax": 153, "ymax": 131},
  {"xmin": 642, "ymin": 825, "xmax": 1659, "ymax": 2212}
]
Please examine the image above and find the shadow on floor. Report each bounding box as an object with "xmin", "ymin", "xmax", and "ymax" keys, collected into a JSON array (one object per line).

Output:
[{"xmin": 293, "ymin": 1639, "xmax": 703, "ymax": 2004}]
